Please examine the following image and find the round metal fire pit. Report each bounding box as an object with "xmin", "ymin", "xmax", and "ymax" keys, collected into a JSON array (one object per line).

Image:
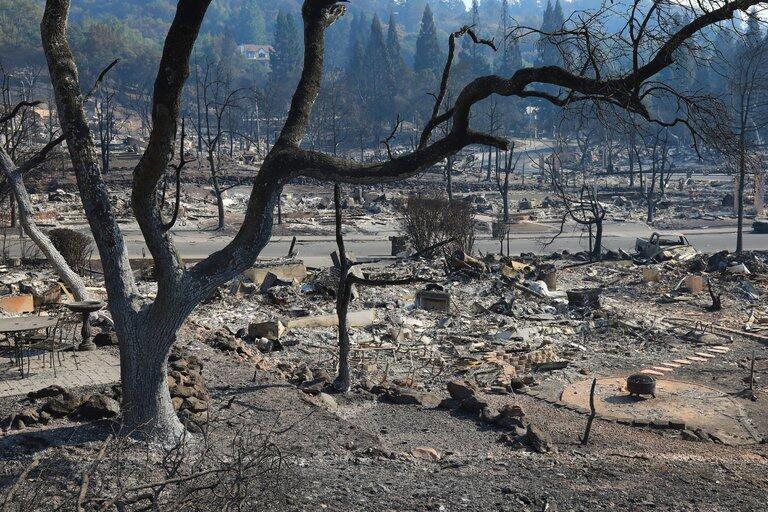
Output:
[{"xmin": 627, "ymin": 374, "xmax": 656, "ymax": 398}]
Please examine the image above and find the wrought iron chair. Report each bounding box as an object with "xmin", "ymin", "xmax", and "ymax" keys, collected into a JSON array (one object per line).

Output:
[{"xmin": 21, "ymin": 312, "xmax": 81, "ymax": 377}]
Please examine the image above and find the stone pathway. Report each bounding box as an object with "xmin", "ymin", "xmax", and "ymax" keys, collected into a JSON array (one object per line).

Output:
[
  {"xmin": 0, "ymin": 349, "xmax": 120, "ymax": 398},
  {"xmin": 637, "ymin": 345, "xmax": 731, "ymax": 377}
]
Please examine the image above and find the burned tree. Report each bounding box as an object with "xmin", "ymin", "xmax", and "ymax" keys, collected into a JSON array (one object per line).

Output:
[
  {"xmin": 0, "ymin": 107, "xmax": 88, "ymax": 300},
  {"xmin": 494, "ymin": 142, "xmax": 520, "ymax": 256},
  {"xmin": 332, "ymin": 183, "xmax": 429, "ymax": 391},
  {"xmin": 94, "ymin": 82, "xmax": 118, "ymax": 174},
  {"xmin": 549, "ymin": 179, "xmax": 607, "ymax": 261},
  {"xmin": 495, "ymin": 141, "xmax": 520, "ymax": 224},
  {"xmin": 637, "ymin": 127, "xmax": 675, "ymax": 224},
  {"xmin": 195, "ymin": 59, "xmax": 250, "ymax": 230},
  {"xmin": 724, "ymin": 34, "xmax": 768, "ymax": 253},
  {"xmin": 38, "ymin": 0, "xmax": 766, "ymax": 441}
]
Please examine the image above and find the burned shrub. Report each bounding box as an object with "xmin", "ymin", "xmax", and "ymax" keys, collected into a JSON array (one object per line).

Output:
[
  {"xmin": 400, "ymin": 195, "xmax": 475, "ymax": 255},
  {"xmin": 47, "ymin": 228, "xmax": 93, "ymax": 274},
  {"xmin": 0, "ymin": 421, "xmax": 292, "ymax": 511}
]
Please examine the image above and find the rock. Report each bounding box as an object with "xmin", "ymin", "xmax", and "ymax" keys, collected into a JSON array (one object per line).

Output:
[
  {"xmin": 523, "ymin": 424, "xmax": 556, "ymax": 453},
  {"xmin": 255, "ymin": 338, "xmax": 283, "ymax": 353},
  {"xmin": 410, "ymin": 446, "xmax": 441, "ymax": 461},
  {"xmin": 41, "ymin": 393, "xmax": 83, "ymax": 418},
  {"xmin": 480, "ymin": 406, "xmax": 500, "ymax": 423},
  {"xmin": 178, "ymin": 409, "xmax": 207, "ymax": 433},
  {"xmin": 169, "ymin": 358, "xmax": 188, "ymax": 371},
  {"xmin": 317, "ymin": 392, "xmax": 338, "ymax": 412},
  {"xmin": 172, "ymin": 397, "xmax": 184, "ymax": 411},
  {"xmin": 312, "ymin": 368, "xmax": 333, "ymax": 384},
  {"xmin": 16, "ymin": 407, "xmax": 40, "ymax": 426},
  {"xmin": 183, "ymin": 396, "xmax": 209, "ymax": 413},
  {"xmin": 248, "ymin": 320, "xmax": 285, "ymax": 341},
  {"xmin": 438, "ymin": 398, "xmax": 461, "ymax": 410},
  {"xmin": 385, "ymin": 387, "xmax": 440, "ymax": 407},
  {"xmin": 93, "ymin": 331, "xmax": 119, "ymax": 346},
  {"xmin": 681, "ymin": 429, "xmax": 701, "ymax": 442},
  {"xmin": 459, "ymin": 395, "xmax": 489, "ymax": 414},
  {"xmin": 76, "ymin": 394, "xmax": 120, "ymax": 420},
  {"xmin": 447, "ymin": 379, "xmax": 479, "ymax": 401},
  {"xmin": 368, "ymin": 384, "xmax": 390, "ymax": 395},
  {"xmin": 28, "ymin": 385, "xmax": 68, "ymax": 401},
  {"xmin": 299, "ymin": 378, "xmax": 326, "ymax": 395},
  {"xmin": 508, "ymin": 377, "xmax": 527, "ymax": 391},
  {"xmin": 494, "ymin": 404, "xmax": 526, "ymax": 429},
  {"xmin": 171, "ymin": 385, "xmax": 196, "ymax": 399}
]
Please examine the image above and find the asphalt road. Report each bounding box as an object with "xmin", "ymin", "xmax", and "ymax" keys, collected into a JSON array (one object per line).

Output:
[
  {"xmin": 120, "ymin": 220, "xmax": 768, "ymax": 267},
  {"xmin": 6, "ymin": 218, "xmax": 764, "ymax": 269}
]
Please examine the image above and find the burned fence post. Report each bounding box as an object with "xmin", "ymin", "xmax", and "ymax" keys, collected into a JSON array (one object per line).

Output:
[{"xmin": 580, "ymin": 378, "xmax": 597, "ymax": 446}]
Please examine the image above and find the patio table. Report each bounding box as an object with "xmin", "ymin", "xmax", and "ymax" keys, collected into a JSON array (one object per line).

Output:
[{"xmin": 0, "ymin": 316, "xmax": 58, "ymax": 377}]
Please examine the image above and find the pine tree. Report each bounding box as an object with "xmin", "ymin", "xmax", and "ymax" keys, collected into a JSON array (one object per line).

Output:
[
  {"xmin": 267, "ymin": 11, "xmax": 302, "ymax": 113},
  {"xmin": 535, "ymin": 0, "xmax": 565, "ymax": 136},
  {"xmin": 537, "ymin": 0, "xmax": 563, "ymax": 67},
  {"xmin": 414, "ymin": 4, "xmax": 442, "ymax": 75},
  {"xmin": 386, "ymin": 12, "xmax": 406, "ymax": 78},
  {"xmin": 232, "ymin": 2, "xmax": 266, "ymax": 44},
  {"xmin": 552, "ymin": 0, "xmax": 565, "ymax": 28},
  {"xmin": 364, "ymin": 16, "xmax": 395, "ymax": 126},
  {"xmin": 346, "ymin": 11, "xmax": 368, "ymax": 74},
  {"xmin": 496, "ymin": 0, "xmax": 522, "ymax": 76},
  {"xmin": 346, "ymin": 34, "xmax": 366, "ymax": 89}
]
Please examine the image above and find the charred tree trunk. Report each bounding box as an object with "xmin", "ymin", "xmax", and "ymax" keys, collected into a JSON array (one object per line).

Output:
[
  {"xmin": 118, "ymin": 328, "xmax": 183, "ymax": 438},
  {"xmin": 207, "ymin": 150, "xmax": 225, "ymax": 231},
  {"xmin": 591, "ymin": 220, "xmax": 603, "ymax": 261},
  {"xmin": 737, "ymin": 134, "xmax": 747, "ymax": 254},
  {"xmin": 333, "ymin": 184, "xmax": 351, "ymax": 392},
  {"xmin": 9, "ymin": 192, "xmax": 16, "ymax": 228},
  {"xmin": 502, "ymin": 189, "xmax": 509, "ymax": 223},
  {"xmin": 628, "ymin": 131, "xmax": 636, "ymax": 188}
]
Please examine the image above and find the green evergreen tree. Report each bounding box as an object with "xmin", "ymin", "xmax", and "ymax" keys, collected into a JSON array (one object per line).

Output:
[
  {"xmin": 386, "ymin": 12, "xmax": 406, "ymax": 78},
  {"xmin": 346, "ymin": 12, "xmax": 367, "ymax": 75},
  {"xmin": 414, "ymin": 4, "xmax": 442, "ymax": 75},
  {"xmin": 231, "ymin": 2, "xmax": 266, "ymax": 44},
  {"xmin": 460, "ymin": 0, "xmax": 491, "ymax": 76},
  {"xmin": 537, "ymin": 0, "xmax": 564, "ymax": 67},
  {"xmin": 364, "ymin": 15, "xmax": 395, "ymax": 127},
  {"xmin": 495, "ymin": 0, "xmax": 522, "ymax": 76},
  {"xmin": 267, "ymin": 11, "xmax": 302, "ymax": 113}
]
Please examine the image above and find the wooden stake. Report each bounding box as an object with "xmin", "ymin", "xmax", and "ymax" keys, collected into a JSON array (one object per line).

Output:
[{"xmin": 581, "ymin": 378, "xmax": 597, "ymax": 446}]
